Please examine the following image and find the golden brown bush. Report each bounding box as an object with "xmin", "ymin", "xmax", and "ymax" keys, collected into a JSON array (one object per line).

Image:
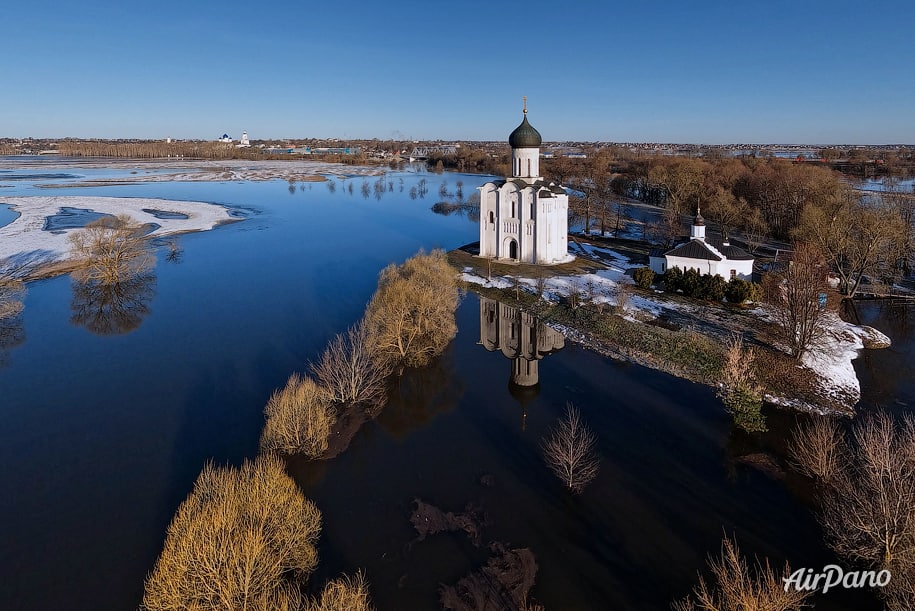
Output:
[
  {"xmin": 305, "ymin": 572, "xmax": 374, "ymax": 611},
  {"xmin": 365, "ymin": 249, "xmax": 460, "ymax": 369},
  {"xmin": 141, "ymin": 454, "xmax": 322, "ymax": 611},
  {"xmin": 672, "ymin": 536, "xmax": 811, "ymax": 611},
  {"xmin": 0, "ymin": 274, "xmax": 25, "ymax": 320},
  {"xmin": 261, "ymin": 374, "xmax": 336, "ymax": 457}
]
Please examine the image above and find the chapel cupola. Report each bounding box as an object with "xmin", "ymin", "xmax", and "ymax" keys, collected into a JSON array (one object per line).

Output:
[
  {"xmin": 691, "ymin": 206, "xmax": 706, "ymax": 241},
  {"xmin": 509, "ymin": 97, "xmax": 542, "ymax": 181}
]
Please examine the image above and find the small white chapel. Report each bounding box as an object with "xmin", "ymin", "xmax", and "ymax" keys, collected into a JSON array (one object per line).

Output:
[
  {"xmin": 649, "ymin": 209, "xmax": 755, "ymax": 280},
  {"xmin": 479, "ymin": 101, "xmax": 569, "ymax": 264}
]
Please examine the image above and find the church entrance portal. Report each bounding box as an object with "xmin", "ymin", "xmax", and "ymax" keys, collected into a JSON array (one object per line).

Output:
[{"xmin": 509, "ymin": 239, "xmax": 518, "ymax": 260}]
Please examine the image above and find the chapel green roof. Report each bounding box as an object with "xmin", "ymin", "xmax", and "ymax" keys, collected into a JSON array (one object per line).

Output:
[{"xmin": 508, "ymin": 114, "xmax": 542, "ymax": 148}]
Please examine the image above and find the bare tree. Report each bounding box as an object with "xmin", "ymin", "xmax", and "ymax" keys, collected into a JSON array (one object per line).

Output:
[
  {"xmin": 261, "ymin": 373, "xmax": 336, "ymax": 458},
  {"xmin": 789, "ymin": 416, "xmax": 845, "ymax": 483},
  {"xmin": 790, "ymin": 412, "xmax": 915, "ymax": 608},
  {"xmin": 69, "ymin": 215, "xmax": 154, "ymax": 285},
  {"xmin": 142, "ymin": 454, "xmax": 322, "ymax": 611},
  {"xmin": 542, "ymin": 404, "xmax": 600, "ymax": 494},
  {"xmin": 764, "ymin": 242, "xmax": 828, "ymax": 360},
  {"xmin": 795, "ymin": 193, "xmax": 907, "ymax": 298},
  {"xmin": 0, "ymin": 272, "xmax": 25, "ymax": 320},
  {"xmin": 305, "ymin": 572, "xmax": 375, "ymax": 611},
  {"xmin": 671, "ymin": 536, "xmax": 812, "ymax": 611},
  {"xmin": 312, "ymin": 320, "xmax": 388, "ymax": 409}
]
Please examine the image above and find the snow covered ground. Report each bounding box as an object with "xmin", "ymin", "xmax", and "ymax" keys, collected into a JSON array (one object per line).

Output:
[
  {"xmin": 0, "ymin": 196, "xmax": 235, "ymax": 272},
  {"xmin": 21, "ymin": 159, "xmax": 381, "ymax": 187}
]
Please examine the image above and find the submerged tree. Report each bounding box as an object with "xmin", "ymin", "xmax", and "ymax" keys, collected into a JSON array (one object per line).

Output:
[
  {"xmin": 0, "ymin": 270, "xmax": 25, "ymax": 367},
  {"xmin": 542, "ymin": 404, "xmax": 600, "ymax": 494},
  {"xmin": 790, "ymin": 412, "xmax": 915, "ymax": 609},
  {"xmin": 141, "ymin": 454, "xmax": 322, "ymax": 610},
  {"xmin": 305, "ymin": 572, "xmax": 375, "ymax": 611},
  {"xmin": 312, "ymin": 319, "xmax": 389, "ymax": 410},
  {"xmin": 365, "ymin": 249, "xmax": 460, "ymax": 369},
  {"xmin": 261, "ymin": 373, "xmax": 336, "ymax": 458},
  {"xmin": 69, "ymin": 215, "xmax": 154, "ymax": 285},
  {"xmin": 671, "ymin": 536, "xmax": 811, "ymax": 611}
]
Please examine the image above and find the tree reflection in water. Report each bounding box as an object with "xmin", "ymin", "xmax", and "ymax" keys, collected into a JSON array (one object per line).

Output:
[
  {"xmin": 70, "ymin": 272, "xmax": 156, "ymax": 335},
  {"xmin": 0, "ymin": 274, "xmax": 26, "ymax": 367},
  {"xmin": 0, "ymin": 315, "xmax": 25, "ymax": 368}
]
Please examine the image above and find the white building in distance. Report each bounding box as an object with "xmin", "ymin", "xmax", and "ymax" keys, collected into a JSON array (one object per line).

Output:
[
  {"xmin": 479, "ymin": 103, "xmax": 569, "ymax": 264},
  {"xmin": 237, "ymin": 131, "xmax": 250, "ymax": 148},
  {"xmin": 649, "ymin": 209, "xmax": 755, "ymax": 280}
]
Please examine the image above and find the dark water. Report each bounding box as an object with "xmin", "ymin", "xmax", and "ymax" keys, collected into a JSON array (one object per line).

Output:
[
  {"xmin": 0, "ymin": 166, "xmax": 898, "ymax": 610},
  {"xmin": 43, "ymin": 206, "xmax": 114, "ymax": 231},
  {"xmin": 846, "ymin": 300, "xmax": 915, "ymax": 414}
]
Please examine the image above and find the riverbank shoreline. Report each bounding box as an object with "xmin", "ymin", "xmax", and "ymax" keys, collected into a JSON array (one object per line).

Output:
[{"xmin": 449, "ymin": 240, "xmax": 891, "ymax": 417}]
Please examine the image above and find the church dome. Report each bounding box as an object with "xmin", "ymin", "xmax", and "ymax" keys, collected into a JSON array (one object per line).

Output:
[{"xmin": 509, "ymin": 114, "xmax": 542, "ymax": 148}]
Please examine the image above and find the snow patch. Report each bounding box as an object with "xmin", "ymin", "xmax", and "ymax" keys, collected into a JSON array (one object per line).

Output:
[{"xmin": 0, "ymin": 196, "xmax": 235, "ymax": 271}]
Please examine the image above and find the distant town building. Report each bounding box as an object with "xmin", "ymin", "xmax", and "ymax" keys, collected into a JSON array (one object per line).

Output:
[
  {"xmin": 649, "ymin": 209, "xmax": 755, "ymax": 280},
  {"xmin": 237, "ymin": 131, "xmax": 250, "ymax": 148},
  {"xmin": 479, "ymin": 101, "xmax": 570, "ymax": 264},
  {"xmin": 218, "ymin": 134, "xmax": 233, "ymax": 143}
]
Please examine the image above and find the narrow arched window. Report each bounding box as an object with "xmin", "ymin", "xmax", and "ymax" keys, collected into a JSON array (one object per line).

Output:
[
  {"xmin": 489, "ymin": 210, "xmax": 494, "ymax": 224},
  {"xmin": 530, "ymin": 202, "xmax": 535, "ymax": 219},
  {"xmin": 511, "ymin": 200, "xmax": 516, "ymax": 218},
  {"xmin": 527, "ymin": 159, "xmax": 531, "ymax": 175}
]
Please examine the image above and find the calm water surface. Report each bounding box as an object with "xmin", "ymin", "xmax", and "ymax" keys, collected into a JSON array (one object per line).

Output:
[{"xmin": 0, "ymin": 165, "xmax": 896, "ymax": 610}]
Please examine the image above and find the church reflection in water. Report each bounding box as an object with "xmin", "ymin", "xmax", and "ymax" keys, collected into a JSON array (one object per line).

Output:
[{"xmin": 478, "ymin": 296, "xmax": 565, "ymax": 428}]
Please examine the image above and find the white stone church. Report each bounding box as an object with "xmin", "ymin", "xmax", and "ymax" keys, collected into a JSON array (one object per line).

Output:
[{"xmin": 479, "ymin": 105, "xmax": 569, "ymax": 264}]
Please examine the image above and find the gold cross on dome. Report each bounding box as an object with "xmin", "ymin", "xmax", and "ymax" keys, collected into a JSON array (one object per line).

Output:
[{"xmin": 523, "ymin": 96, "xmax": 527, "ymax": 114}]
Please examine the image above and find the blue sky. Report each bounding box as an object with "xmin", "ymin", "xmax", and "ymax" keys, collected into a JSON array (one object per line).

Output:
[{"xmin": 3, "ymin": 0, "xmax": 913, "ymax": 143}]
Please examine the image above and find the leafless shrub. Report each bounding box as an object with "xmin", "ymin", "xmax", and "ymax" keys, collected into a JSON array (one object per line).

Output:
[
  {"xmin": 671, "ymin": 536, "xmax": 812, "ymax": 611},
  {"xmin": 261, "ymin": 373, "xmax": 336, "ymax": 457},
  {"xmin": 542, "ymin": 403, "xmax": 600, "ymax": 494},
  {"xmin": 365, "ymin": 249, "xmax": 460, "ymax": 369},
  {"xmin": 566, "ymin": 280, "xmax": 584, "ymax": 312},
  {"xmin": 614, "ymin": 281, "xmax": 631, "ymax": 312},
  {"xmin": 312, "ymin": 319, "xmax": 389, "ymax": 409},
  {"xmin": 717, "ymin": 335, "xmax": 765, "ymax": 432},
  {"xmin": 0, "ymin": 273, "xmax": 25, "ymax": 320},
  {"xmin": 141, "ymin": 454, "xmax": 322, "ymax": 611},
  {"xmin": 789, "ymin": 417, "xmax": 845, "ymax": 483},
  {"xmin": 305, "ymin": 571, "xmax": 374, "ymax": 611},
  {"xmin": 789, "ymin": 412, "xmax": 915, "ymax": 608},
  {"xmin": 534, "ymin": 270, "xmax": 547, "ymax": 301},
  {"xmin": 69, "ymin": 215, "xmax": 154, "ymax": 285}
]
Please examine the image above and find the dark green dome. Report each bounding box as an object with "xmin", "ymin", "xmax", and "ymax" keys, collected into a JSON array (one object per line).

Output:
[{"xmin": 508, "ymin": 114, "xmax": 542, "ymax": 148}]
